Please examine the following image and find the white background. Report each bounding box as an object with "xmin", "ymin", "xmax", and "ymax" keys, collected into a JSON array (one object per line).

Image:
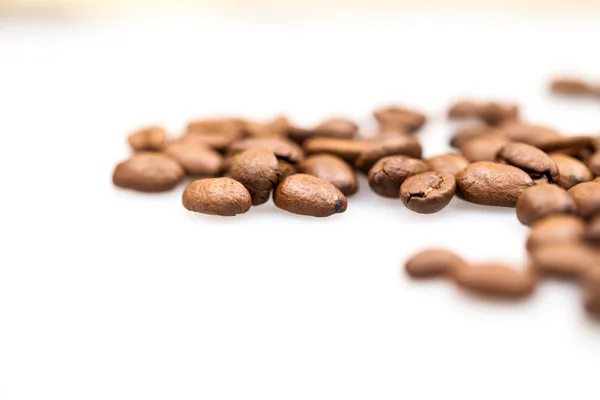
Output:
[{"xmin": 1, "ymin": 9, "xmax": 600, "ymax": 400}]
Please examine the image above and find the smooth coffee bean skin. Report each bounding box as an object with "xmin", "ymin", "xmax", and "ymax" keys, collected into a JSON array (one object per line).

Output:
[
  {"xmin": 515, "ymin": 184, "xmax": 577, "ymax": 226},
  {"xmin": 568, "ymin": 182, "xmax": 600, "ymax": 219},
  {"xmin": 460, "ymin": 135, "xmax": 510, "ymax": 162},
  {"xmin": 182, "ymin": 178, "xmax": 251, "ymax": 216},
  {"xmin": 368, "ymin": 155, "xmax": 431, "ymax": 198},
  {"xmin": 164, "ymin": 142, "xmax": 223, "ymax": 177},
  {"xmin": 447, "ymin": 100, "xmax": 480, "ymax": 119},
  {"xmin": 355, "ymin": 135, "xmax": 423, "ymax": 173},
  {"xmin": 530, "ymin": 243, "xmax": 597, "ymax": 277},
  {"xmin": 228, "ymin": 137, "xmax": 304, "ymax": 166},
  {"xmin": 498, "ymin": 122, "xmax": 562, "ymax": 146},
  {"xmin": 549, "ymin": 153, "xmax": 593, "ymax": 189},
  {"xmin": 587, "ymin": 215, "xmax": 600, "ymax": 244},
  {"xmin": 373, "ymin": 106, "xmax": 426, "ymax": 132},
  {"xmin": 273, "ymin": 174, "xmax": 347, "ymax": 217},
  {"xmin": 400, "ymin": 172, "xmax": 456, "ymax": 214},
  {"xmin": 288, "ymin": 118, "xmax": 358, "ymax": 143},
  {"xmin": 550, "ymin": 77, "xmax": 598, "ymax": 96},
  {"xmin": 301, "ymin": 154, "xmax": 358, "ymax": 196},
  {"xmin": 449, "ymin": 125, "xmax": 502, "ymax": 148},
  {"xmin": 186, "ymin": 118, "xmax": 245, "ymax": 135},
  {"xmin": 587, "ymin": 152, "xmax": 600, "ymax": 177},
  {"xmin": 303, "ymin": 138, "xmax": 369, "ymax": 164},
  {"xmin": 526, "ymin": 215, "xmax": 586, "ymax": 251},
  {"xmin": 241, "ymin": 116, "xmax": 289, "ymax": 138},
  {"xmin": 452, "ymin": 263, "xmax": 535, "ymax": 297},
  {"xmin": 405, "ymin": 249, "xmax": 466, "ymax": 278},
  {"xmin": 426, "ymin": 153, "xmax": 469, "ymax": 176},
  {"xmin": 584, "ymin": 268, "xmax": 600, "ymax": 317},
  {"xmin": 496, "ymin": 142, "xmax": 559, "ymax": 184},
  {"xmin": 456, "ymin": 162, "xmax": 534, "ymax": 207},
  {"xmin": 128, "ymin": 126, "xmax": 167, "ymax": 151},
  {"xmin": 229, "ymin": 148, "xmax": 279, "ymax": 206},
  {"xmin": 536, "ymin": 135, "xmax": 595, "ymax": 155},
  {"xmin": 113, "ymin": 152, "xmax": 184, "ymax": 192},
  {"xmin": 177, "ymin": 131, "xmax": 237, "ymax": 152},
  {"xmin": 478, "ymin": 102, "xmax": 519, "ymax": 126}
]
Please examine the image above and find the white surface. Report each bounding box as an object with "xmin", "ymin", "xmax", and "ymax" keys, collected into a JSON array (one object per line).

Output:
[{"xmin": 1, "ymin": 11, "xmax": 600, "ymax": 400}]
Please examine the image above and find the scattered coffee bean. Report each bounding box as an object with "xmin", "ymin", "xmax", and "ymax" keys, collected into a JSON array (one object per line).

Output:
[
  {"xmin": 113, "ymin": 152, "xmax": 184, "ymax": 192},
  {"xmin": 229, "ymin": 148, "xmax": 279, "ymax": 206},
  {"xmin": 526, "ymin": 215, "xmax": 586, "ymax": 251},
  {"xmin": 449, "ymin": 124, "xmax": 502, "ymax": 148},
  {"xmin": 550, "ymin": 77, "xmax": 599, "ymax": 97},
  {"xmin": 355, "ymin": 135, "xmax": 423, "ymax": 173},
  {"xmin": 128, "ymin": 126, "xmax": 167, "ymax": 151},
  {"xmin": 186, "ymin": 117, "xmax": 245, "ymax": 135},
  {"xmin": 373, "ymin": 105, "xmax": 426, "ymax": 132},
  {"xmin": 586, "ymin": 215, "xmax": 600, "ymax": 244},
  {"xmin": 368, "ymin": 155, "xmax": 431, "ymax": 198},
  {"xmin": 303, "ymin": 137, "xmax": 369, "ymax": 164},
  {"xmin": 289, "ymin": 118, "xmax": 359, "ymax": 143},
  {"xmin": 583, "ymin": 268, "xmax": 600, "ymax": 317},
  {"xmin": 273, "ymin": 174, "xmax": 347, "ymax": 217},
  {"xmin": 568, "ymin": 181, "xmax": 600, "ymax": 219},
  {"xmin": 498, "ymin": 122, "xmax": 562, "ymax": 146},
  {"xmin": 456, "ymin": 162, "xmax": 534, "ymax": 207},
  {"xmin": 451, "ymin": 263, "xmax": 535, "ymax": 297},
  {"xmin": 277, "ymin": 160, "xmax": 298, "ymax": 181},
  {"xmin": 301, "ymin": 154, "xmax": 358, "ymax": 196},
  {"xmin": 242, "ymin": 116, "xmax": 290, "ymax": 138},
  {"xmin": 164, "ymin": 142, "xmax": 223, "ymax": 177},
  {"xmin": 515, "ymin": 184, "xmax": 577, "ymax": 226},
  {"xmin": 460, "ymin": 134, "xmax": 510, "ymax": 162},
  {"xmin": 536, "ymin": 135, "xmax": 595, "ymax": 156},
  {"xmin": 496, "ymin": 142, "xmax": 559, "ymax": 184},
  {"xmin": 400, "ymin": 172, "xmax": 456, "ymax": 214},
  {"xmin": 447, "ymin": 100, "xmax": 480, "ymax": 119},
  {"xmin": 182, "ymin": 178, "xmax": 251, "ymax": 216},
  {"xmin": 405, "ymin": 249, "xmax": 466, "ymax": 278},
  {"xmin": 426, "ymin": 153, "xmax": 469, "ymax": 176},
  {"xmin": 529, "ymin": 242, "xmax": 597, "ymax": 278},
  {"xmin": 587, "ymin": 152, "xmax": 600, "ymax": 177},
  {"xmin": 228, "ymin": 137, "xmax": 304, "ymax": 166},
  {"xmin": 549, "ymin": 153, "xmax": 593, "ymax": 189},
  {"xmin": 177, "ymin": 131, "xmax": 237, "ymax": 153},
  {"xmin": 478, "ymin": 102, "xmax": 519, "ymax": 126}
]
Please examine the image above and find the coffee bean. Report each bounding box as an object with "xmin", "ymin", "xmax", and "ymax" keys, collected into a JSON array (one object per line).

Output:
[
  {"xmin": 583, "ymin": 268, "xmax": 600, "ymax": 317},
  {"xmin": 478, "ymin": 102, "xmax": 519, "ymax": 126},
  {"xmin": 460, "ymin": 134, "xmax": 510, "ymax": 162},
  {"xmin": 452, "ymin": 263, "xmax": 535, "ymax": 297},
  {"xmin": 550, "ymin": 77, "xmax": 599, "ymax": 97},
  {"xmin": 426, "ymin": 153, "xmax": 469, "ymax": 176},
  {"xmin": 273, "ymin": 174, "xmax": 347, "ymax": 217},
  {"xmin": 368, "ymin": 155, "xmax": 431, "ymax": 198},
  {"xmin": 303, "ymin": 138, "xmax": 369, "ymax": 164},
  {"xmin": 568, "ymin": 181, "xmax": 600, "ymax": 219},
  {"xmin": 498, "ymin": 122, "xmax": 562, "ymax": 146},
  {"xmin": 242, "ymin": 116, "xmax": 290, "ymax": 139},
  {"xmin": 549, "ymin": 153, "xmax": 593, "ymax": 189},
  {"xmin": 447, "ymin": 100, "xmax": 480, "ymax": 119},
  {"xmin": 229, "ymin": 148, "xmax": 279, "ymax": 206},
  {"xmin": 228, "ymin": 137, "xmax": 304, "ymax": 166},
  {"xmin": 405, "ymin": 249, "xmax": 466, "ymax": 278},
  {"xmin": 355, "ymin": 135, "xmax": 423, "ymax": 173},
  {"xmin": 400, "ymin": 172, "xmax": 456, "ymax": 214},
  {"xmin": 496, "ymin": 142, "xmax": 559, "ymax": 184},
  {"xmin": 128, "ymin": 126, "xmax": 167, "ymax": 151},
  {"xmin": 526, "ymin": 215, "xmax": 586, "ymax": 251},
  {"xmin": 449, "ymin": 125, "xmax": 502, "ymax": 148},
  {"xmin": 515, "ymin": 184, "xmax": 577, "ymax": 226},
  {"xmin": 586, "ymin": 215, "xmax": 600, "ymax": 244},
  {"xmin": 177, "ymin": 131, "xmax": 237, "ymax": 153},
  {"xmin": 373, "ymin": 105, "xmax": 426, "ymax": 132},
  {"xmin": 182, "ymin": 178, "xmax": 251, "ymax": 216},
  {"xmin": 113, "ymin": 152, "xmax": 184, "ymax": 192},
  {"xmin": 186, "ymin": 117, "xmax": 245, "ymax": 135},
  {"xmin": 456, "ymin": 162, "xmax": 534, "ymax": 207},
  {"xmin": 289, "ymin": 118, "xmax": 358, "ymax": 143},
  {"xmin": 277, "ymin": 160, "xmax": 298, "ymax": 181},
  {"xmin": 164, "ymin": 142, "xmax": 223, "ymax": 177},
  {"xmin": 536, "ymin": 135, "xmax": 595, "ymax": 156},
  {"xmin": 529, "ymin": 243, "xmax": 597, "ymax": 277},
  {"xmin": 301, "ymin": 154, "xmax": 358, "ymax": 196},
  {"xmin": 587, "ymin": 152, "xmax": 600, "ymax": 177}
]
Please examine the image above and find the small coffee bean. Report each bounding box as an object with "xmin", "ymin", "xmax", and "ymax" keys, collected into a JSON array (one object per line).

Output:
[
  {"xmin": 229, "ymin": 148, "xmax": 279, "ymax": 206},
  {"xmin": 583, "ymin": 268, "xmax": 600, "ymax": 317},
  {"xmin": 241, "ymin": 116, "xmax": 289, "ymax": 139},
  {"xmin": 164, "ymin": 142, "xmax": 223, "ymax": 177},
  {"xmin": 373, "ymin": 105, "xmax": 426, "ymax": 132},
  {"xmin": 568, "ymin": 181, "xmax": 600, "ymax": 219},
  {"xmin": 303, "ymin": 137, "xmax": 369, "ymax": 164},
  {"xmin": 301, "ymin": 154, "xmax": 358, "ymax": 196},
  {"xmin": 498, "ymin": 122, "xmax": 562, "ymax": 146},
  {"xmin": 228, "ymin": 137, "xmax": 304, "ymax": 166},
  {"xmin": 478, "ymin": 102, "xmax": 519, "ymax": 126},
  {"xmin": 496, "ymin": 142, "xmax": 559, "ymax": 184},
  {"xmin": 368, "ymin": 155, "xmax": 431, "ymax": 198},
  {"xmin": 182, "ymin": 178, "xmax": 251, "ymax": 216},
  {"xmin": 426, "ymin": 153, "xmax": 469, "ymax": 176},
  {"xmin": 273, "ymin": 174, "xmax": 347, "ymax": 217},
  {"xmin": 586, "ymin": 215, "xmax": 600, "ymax": 244},
  {"xmin": 460, "ymin": 134, "xmax": 510, "ymax": 162},
  {"xmin": 186, "ymin": 117, "xmax": 245, "ymax": 135},
  {"xmin": 355, "ymin": 135, "xmax": 423, "ymax": 173},
  {"xmin": 128, "ymin": 126, "xmax": 167, "ymax": 151},
  {"xmin": 447, "ymin": 100, "xmax": 480, "ymax": 119},
  {"xmin": 550, "ymin": 77, "xmax": 599, "ymax": 97},
  {"xmin": 526, "ymin": 215, "xmax": 586, "ymax": 251},
  {"xmin": 452, "ymin": 263, "xmax": 535, "ymax": 297},
  {"xmin": 515, "ymin": 184, "xmax": 577, "ymax": 226},
  {"xmin": 405, "ymin": 249, "xmax": 466, "ymax": 278},
  {"xmin": 587, "ymin": 152, "xmax": 600, "ymax": 177},
  {"xmin": 113, "ymin": 152, "xmax": 184, "ymax": 192},
  {"xmin": 177, "ymin": 131, "xmax": 237, "ymax": 153},
  {"xmin": 456, "ymin": 162, "xmax": 534, "ymax": 207},
  {"xmin": 288, "ymin": 118, "xmax": 358, "ymax": 143},
  {"xmin": 549, "ymin": 153, "xmax": 593, "ymax": 189},
  {"xmin": 400, "ymin": 172, "xmax": 456, "ymax": 214},
  {"xmin": 449, "ymin": 124, "xmax": 502, "ymax": 148},
  {"xmin": 536, "ymin": 135, "xmax": 595, "ymax": 155},
  {"xmin": 530, "ymin": 243, "xmax": 597, "ymax": 277}
]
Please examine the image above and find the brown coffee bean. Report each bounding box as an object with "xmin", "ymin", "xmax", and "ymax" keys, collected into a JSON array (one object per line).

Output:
[
  {"xmin": 447, "ymin": 100, "xmax": 480, "ymax": 119},
  {"xmin": 113, "ymin": 152, "xmax": 184, "ymax": 192},
  {"xmin": 568, "ymin": 181, "xmax": 600, "ymax": 219},
  {"xmin": 515, "ymin": 184, "xmax": 577, "ymax": 226},
  {"xmin": 460, "ymin": 134, "xmax": 510, "ymax": 162},
  {"xmin": 550, "ymin": 77, "xmax": 599, "ymax": 97},
  {"xmin": 368, "ymin": 156, "xmax": 431, "ymax": 198},
  {"xmin": 164, "ymin": 142, "xmax": 223, "ymax": 177},
  {"xmin": 530, "ymin": 243, "xmax": 597, "ymax": 277},
  {"xmin": 449, "ymin": 125, "xmax": 502, "ymax": 148},
  {"xmin": 186, "ymin": 117, "xmax": 245, "ymax": 135},
  {"xmin": 586, "ymin": 215, "xmax": 600, "ymax": 244},
  {"xmin": 273, "ymin": 174, "xmax": 347, "ymax": 217},
  {"xmin": 229, "ymin": 148, "xmax": 279, "ymax": 206},
  {"xmin": 498, "ymin": 122, "xmax": 562, "ymax": 146},
  {"xmin": 587, "ymin": 152, "xmax": 600, "ymax": 177},
  {"xmin": 426, "ymin": 153, "xmax": 469, "ymax": 176},
  {"xmin": 277, "ymin": 160, "xmax": 298, "ymax": 181},
  {"xmin": 301, "ymin": 154, "xmax": 357, "ymax": 196},
  {"xmin": 526, "ymin": 215, "xmax": 586, "ymax": 251},
  {"xmin": 549, "ymin": 153, "xmax": 593, "ymax": 189},
  {"xmin": 496, "ymin": 142, "xmax": 559, "ymax": 184},
  {"xmin": 405, "ymin": 249, "xmax": 466, "ymax": 278},
  {"xmin": 288, "ymin": 118, "xmax": 358, "ymax": 143},
  {"xmin": 355, "ymin": 135, "xmax": 423, "ymax": 173},
  {"xmin": 456, "ymin": 162, "xmax": 534, "ymax": 207},
  {"xmin": 182, "ymin": 178, "xmax": 251, "ymax": 216},
  {"xmin": 303, "ymin": 138, "xmax": 369, "ymax": 164},
  {"xmin": 400, "ymin": 172, "xmax": 456, "ymax": 214},
  {"xmin": 452, "ymin": 263, "xmax": 535, "ymax": 297},
  {"xmin": 128, "ymin": 126, "xmax": 167, "ymax": 151},
  {"xmin": 478, "ymin": 102, "xmax": 519, "ymax": 126},
  {"xmin": 228, "ymin": 137, "xmax": 304, "ymax": 166},
  {"xmin": 596, "ymin": 177, "xmax": 600, "ymax": 183},
  {"xmin": 241, "ymin": 116, "xmax": 290, "ymax": 139},
  {"xmin": 373, "ymin": 105, "xmax": 426, "ymax": 132},
  {"xmin": 177, "ymin": 131, "xmax": 237, "ymax": 153},
  {"xmin": 536, "ymin": 135, "xmax": 595, "ymax": 155},
  {"xmin": 583, "ymin": 268, "xmax": 600, "ymax": 317}
]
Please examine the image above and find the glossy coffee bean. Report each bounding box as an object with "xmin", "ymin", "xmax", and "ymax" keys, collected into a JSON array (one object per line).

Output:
[
  {"xmin": 583, "ymin": 268, "xmax": 600, "ymax": 317},
  {"xmin": 529, "ymin": 243, "xmax": 597, "ymax": 277},
  {"xmin": 405, "ymin": 249, "xmax": 466, "ymax": 278},
  {"xmin": 526, "ymin": 215, "xmax": 586, "ymax": 251},
  {"xmin": 587, "ymin": 215, "xmax": 600, "ymax": 244},
  {"xmin": 549, "ymin": 153, "xmax": 593, "ymax": 189},
  {"xmin": 128, "ymin": 125, "xmax": 167, "ymax": 151},
  {"xmin": 456, "ymin": 162, "xmax": 534, "ymax": 207},
  {"xmin": 164, "ymin": 142, "xmax": 223, "ymax": 177},
  {"xmin": 229, "ymin": 148, "xmax": 279, "ymax": 206},
  {"xmin": 550, "ymin": 77, "xmax": 599, "ymax": 97},
  {"xmin": 355, "ymin": 135, "xmax": 423, "ymax": 173},
  {"xmin": 368, "ymin": 155, "xmax": 431, "ymax": 198},
  {"xmin": 568, "ymin": 181, "xmax": 600, "ymax": 219},
  {"xmin": 303, "ymin": 137, "xmax": 369, "ymax": 164},
  {"xmin": 460, "ymin": 134, "xmax": 510, "ymax": 162},
  {"xmin": 113, "ymin": 152, "xmax": 184, "ymax": 192},
  {"xmin": 301, "ymin": 154, "xmax": 358, "ymax": 196},
  {"xmin": 182, "ymin": 178, "xmax": 251, "ymax": 216},
  {"xmin": 516, "ymin": 184, "xmax": 577, "ymax": 226},
  {"xmin": 273, "ymin": 174, "xmax": 348, "ymax": 217},
  {"xmin": 400, "ymin": 172, "xmax": 456, "ymax": 214},
  {"xmin": 426, "ymin": 153, "xmax": 469, "ymax": 176},
  {"xmin": 587, "ymin": 152, "xmax": 600, "ymax": 177},
  {"xmin": 498, "ymin": 122, "xmax": 562, "ymax": 146},
  {"xmin": 373, "ymin": 105, "xmax": 426, "ymax": 132},
  {"xmin": 452, "ymin": 263, "xmax": 535, "ymax": 297},
  {"xmin": 449, "ymin": 125, "xmax": 502, "ymax": 148},
  {"xmin": 228, "ymin": 137, "xmax": 304, "ymax": 166},
  {"xmin": 496, "ymin": 142, "xmax": 559, "ymax": 184}
]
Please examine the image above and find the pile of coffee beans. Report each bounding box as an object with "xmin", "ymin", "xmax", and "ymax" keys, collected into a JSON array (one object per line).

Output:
[{"xmin": 112, "ymin": 78, "xmax": 600, "ymax": 318}]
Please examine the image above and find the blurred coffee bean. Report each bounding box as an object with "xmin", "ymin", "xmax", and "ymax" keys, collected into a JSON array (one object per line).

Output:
[
  {"xmin": 460, "ymin": 135, "xmax": 510, "ymax": 162},
  {"xmin": 373, "ymin": 105, "xmax": 426, "ymax": 132},
  {"xmin": 427, "ymin": 153, "xmax": 469, "ymax": 175},
  {"xmin": 355, "ymin": 135, "xmax": 423, "ymax": 173},
  {"xmin": 449, "ymin": 124, "xmax": 502, "ymax": 148},
  {"xmin": 526, "ymin": 215, "xmax": 586, "ymax": 251},
  {"xmin": 228, "ymin": 137, "xmax": 304, "ymax": 166},
  {"xmin": 549, "ymin": 153, "xmax": 593, "ymax": 189},
  {"xmin": 516, "ymin": 184, "xmax": 577, "ymax": 226},
  {"xmin": 568, "ymin": 181, "xmax": 600, "ymax": 219},
  {"xmin": 405, "ymin": 249, "xmax": 466, "ymax": 278},
  {"xmin": 303, "ymin": 137, "xmax": 369, "ymax": 164},
  {"xmin": 550, "ymin": 77, "xmax": 599, "ymax": 97},
  {"xmin": 113, "ymin": 152, "xmax": 184, "ymax": 193},
  {"xmin": 530, "ymin": 243, "xmax": 597, "ymax": 277},
  {"xmin": 586, "ymin": 215, "xmax": 600, "ymax": 244},
  {"xmin": 128, "ymin": 125, "xmax": 167, "ymax": 151},
  {"xmin": 452, "ymin": 263, "xmax": 535, "ymax": 297},
  {"xmin": 498, "ymin": 122, "xmax": 562, "ymax": 146},
  {"xmin": 447, "ymin": 100, "xmax": 480, "ymax": 119},
  {"xmin": 164, "ymin": 142, "xmax": 223, "ymax": 177},
  {"xmin": 583, "ymin": 268, "xmax": 600, "ymax": 318},
  {"xmin": 301, "ymin": 154, "xmax": 358, "ymax": 196},
  {"xmin": 587, "ymin": 152, "xmax": 600, "ymax": 177}
]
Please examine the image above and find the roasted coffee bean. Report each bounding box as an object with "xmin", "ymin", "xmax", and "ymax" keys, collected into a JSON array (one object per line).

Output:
[
  {"xmin": 405, "ymin": 249, "xmax": 466, "ymax": 278},
  {"xmin": 568, "ymin": 181, "xmax": 600, "ymax": 219},
  {"xmin": 449, "ymin": 125, "xmax": 502, "ymax": 148},
  {"xmin": 515, "ymin": 184, "xmax": 577, "ymax": 226},
  {"xmin": 400, "ymin": 172, "xmax": 456, "ymax": 214},
  {"xmin": 229, "ymin": 148, "xmax": 279, "ymax": 205},
  {"xmin": 288, "ymin": 118, "xmax": 358, "ymax": 143},
  {"xmin": 164, "ymin": 142, "xmax": 223, "ymax": 177},
  {"xmin": 113, "ymin": 152, "xmax": 184, "ymax": 192},
  {"xmin": 303, "ymin": 137, "xmax": 369, "ymax": 164},
  {"xmin": 368, "ymin": 155, "xmax": 431, "ymax": 198},
  {"xmin": 460, "ymin": 134, "xmax": 510, "ymax": 162},
  {"xmin": 587, "ymin": 152, "xmax": 600, "ymax": 177},
  {"xmin": 583, "ymin": 268, "xmax": 600, "ymax": 317},
  {"xmin": 526, "ymin": 215, "xmax": 586, "ymax": 251},
  {"xmin": 478, "ymin": 102, "xmax": 519, "ymax": 126},
  {"xmin": 426, "ymin": 153, "xmax": 469, "ymax": 176},
  {"xmin": 498, "ymin": 122, "xmax": 562, "ymax": 146},
  {"xmin": 549, "ymin": 153, "xmax": 593, "ymax": 189},
  {"xmin": 496, "ymin": 142, "xmax": 559, "ymax": 184},
  {"xmin": 241, "ymin": 116, "xmax": 290, "ymax": 138},
  {"xmin": 186, "ymin": 117, "xmax": 245, "ymax": 135},
  {"xmin": 177, "ymin": 131, "xmax": 237, "ymax": 152},
  {"xmin": 373, "ymin": 105, "xmax": 426, "ymax": 132},
  {"xmin": 301, "ymin": 154, "xmax": 357, "ymax": 196},
  {"xmin": 228, "ymin": 137, "xmax": 304, "ymax": 166},
  {"xmin": 355, "ymin": 135, "xmax": 423, "ymax": 173},
  {"xmin": 277, "ymin": 160, "xmax": 298, "ymax": 181},
  {"xmin": 452, "ymin": 263, "xmax": 535, "ymax": 297},
  {"xmin": 587, "ymin": 215, "xmax": 600, "ymax": 244},
  {"xmin": 447, "ymin": 100, "xmax": 480, "ymax": 119},
  {"xmin": 128, "ymin": 126, "xmax": 167, "ymax": 151},
  {"xmin": 456, "ymin": 162, "xmax": 534, "ymax": 207},
  {"xmin": 182, "ymin": 178, "xmax": 251, "ymax": 216},
  {"xmin": 273, "ymin": 174, "xmax": 347, "ymax": 217},
  {"xmin": 550, "ymin": 77, "xmax": 599, "ymax": 97},
  {"xmin": 530, "ymin": 243, "xmax": 597, "ymax": 277},
  {"xmin": 536, "ymin": 135, "xmax": 595, "ymax": 155}
]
